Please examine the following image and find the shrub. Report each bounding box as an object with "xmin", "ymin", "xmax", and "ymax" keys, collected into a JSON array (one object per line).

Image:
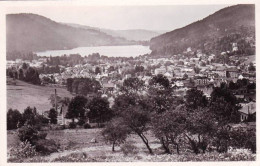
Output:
[
  {"xmin": 69, "ymin": 122, "xmax": 77, "ymax": 129},
  {"xmin": 33, "ymin": 139, "xmax": 59, "ymax": 155},
  {"xmin": 9, "ymin": 140, "xmax": 38, "ymax": 160},
  {"xmin": 99, "ymin": 123, "xmax": 106, "ymax": 128},
  {"xmin": 7, "ymin": 109, "xmax": 23, "ymax": 130},
  {"xmin": 48, "ymin": 108, "xmax": 57, "ymax": 124},
  {"xmin": 84, "ymin": 123, "xmax": 91, "ymax": 129},
  {"xmin": 77, "ymin": 118, "xmax": 85, "ymax": 126},
  {"xmin": 18, "ymin": 125, "xmax": 38, "ymax": 143},
  {"xmin": 52, "ymin": 152, "xmax": 89, "ymax": 162},
  {"xmin": 37, "ymin": 132, "xmax": 47, "ymax": 140},
  {"xmin": 121, "ymin": 142, "xmax": 138, "ymax": 156}
]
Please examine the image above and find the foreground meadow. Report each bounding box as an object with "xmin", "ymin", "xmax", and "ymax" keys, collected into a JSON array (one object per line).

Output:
[
  {"xmin": 7, "ymin": 128, "xmax": 256, "ymax": 162},
  {"xmin": 7, "ymin": 80, "xmax": 72, "ymax": 113}
]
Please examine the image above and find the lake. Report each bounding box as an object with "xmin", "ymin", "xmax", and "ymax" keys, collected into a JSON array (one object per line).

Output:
[{"xmin": 36, "ymin": 45, "xmax": 151, "ymax": 57}]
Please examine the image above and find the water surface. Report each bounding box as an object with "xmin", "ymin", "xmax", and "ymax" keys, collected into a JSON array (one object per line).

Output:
[{"xmin": 36, "ymin": 45, "xmax": 151, "ymax": 57}]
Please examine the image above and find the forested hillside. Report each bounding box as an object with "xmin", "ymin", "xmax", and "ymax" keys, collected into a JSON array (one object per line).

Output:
[
  {"xmin": 7, "ymin": 14, "xmax": 134, "ymax": 52},
  {"xmin": 150, "ymin": 4, "xmax": 255, "ymax": 56}
]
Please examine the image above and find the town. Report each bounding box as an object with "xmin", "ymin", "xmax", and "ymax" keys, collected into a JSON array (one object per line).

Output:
[
  {"xmin": 7, "ymin": 45, "xmax": 256, "ymax": 124},
  {"xmin": 5, "ymin": 4, "xmax": 256, "ymax": 163}
]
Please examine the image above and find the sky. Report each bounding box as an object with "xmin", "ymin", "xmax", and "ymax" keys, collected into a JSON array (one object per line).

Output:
[{"xmin": 6, "ymin": 4, "xmax": 233, "ymax": 31}]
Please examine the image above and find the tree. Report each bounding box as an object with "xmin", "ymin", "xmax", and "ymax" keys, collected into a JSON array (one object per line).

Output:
[
  {"xmin": 121, "ymin": 77, "xmax": 145, "ymax": 93},
  {"xmin": 185, "ymin": 88, "xmax": 208, "ymax": 111},
  {"xmin": 121, "ymin": 104, "xmax": 153, "ymax": 154},
  {"xmin": 66, "ymin": 96, "xmax": 88, "ymax": 122},
  {"xmin": 102, "ymin": 117, "xmax": 129, "ymax": 151},
  {"xmin": 148, "ymin": 74, "xmax": 176, "ymax": 114},
  {"xmin": 228, "ymin": 81, "xmax": 237, "ymax": 90},
  {"xmin": 22, "ymin": 63, "xmax": 28, "ymax": 70},
  {"xmin": 210, "ymin": 87, "xmax": 240, "ymax": 124},
  {"xmin": 209, "ymin": 98, "xmax": 240, "ymax": 124},
  {"xmin": 71, "ymin": 78, "xmax": 101, "ymax": 95},
  {"xmin": 185, "ymin": 107, "xmax": 217, "ymax": 154},
  {"xmin": 67, "ymin": 78, "xmax": 74, "ymax": 92},
  {"xmin": 135, "ymin": 65, "xmax": 144, "ymax": 72},
  {"xmin": 22, "ymin": 107, "xmax": 37, "ymax": 126},
  {"xmin": 25, "ymin": 67, "xmax": 41, "ymax": 85},
  {"xmin": 7, "ymin": 109, "xmax": 22, "ymax": 130},
  {"xmin": 87, "ymin": 97, "xmax": 112, "ymax": 126},
  {"xmin": 149, "ymin": 74, "xmax": 170, "ymax": 89},
  {"xmin": 107, "ymin": 66, "xmax": 115, "ymax": 73},
  {"xmin": 248, "ymin": 62, "xmax": 255, "ymax": 72},
  {"xmin": 152, "ymin": 106, "xmax": 186, "ymax": 154},
  {"xmin": 113, "ymin": 93, "xmax": 154, "ymax": 154},
  {"xmin": 18, "ymin": 69, "xmax": 24, "ymax": 80},
  {"xmin": 48, "ymin": 108, "xmax": 57, "ymax": 124},
  {"xmin": 95, "ymin": 67, "xmax": 101, "ymax": 75},
  {"xmin": 183, "ymin": 73, "xmax": 188, "ymax": 79}
]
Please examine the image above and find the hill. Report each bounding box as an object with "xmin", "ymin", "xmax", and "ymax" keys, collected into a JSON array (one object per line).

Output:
[
  {"xmin": 65, "ymin": 23, "xmax": 162, "ymax": 41},
  {"xmin": 6, "ymin": 13, "xmax": 135, "ymax": 52},
  {"xmin": 7, "ymin": 79, "xmax": 73, "ymax": 113},
  {"xmin": 102, "ymin": 29, "xmax": 161, "ymax": 41},
  {"xmin": 150, "ymin": 4, "xmax": 255, "ymax": 56}
]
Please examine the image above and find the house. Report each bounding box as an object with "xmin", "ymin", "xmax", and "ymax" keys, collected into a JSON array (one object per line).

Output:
[
  {"xmin": 212, "ymin": 66, "xmax": 227, "ymax": 77},
  {"xmin": 238, "ymin": 102, "xmax": 256, "ymax": 122},
  {"xmin": 194, "ymin": 76, "xmax": 209, "ymax": 86},
  {"xmin": 102, "ymin": 83, "xmax": 116, "ymax": 94},
  {"xmin": 154, "ymin": 68, "xmax": 166, "ymax": 75},
  {"xmin": 226, "ymin": 68, "xmax": 239, "ymax": 78}
]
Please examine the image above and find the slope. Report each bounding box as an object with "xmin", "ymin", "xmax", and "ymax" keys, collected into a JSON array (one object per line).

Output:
[
  {"xmin": 6, "ymin": 13, "xmax": 134, "ymax": 52},
  {"xmin": 150, "ymin": 4, "xmax": 255, "ymax": 56}
]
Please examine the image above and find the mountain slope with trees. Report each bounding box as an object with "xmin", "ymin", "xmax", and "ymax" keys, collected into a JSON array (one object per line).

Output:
[
  {"xmin": 65, "ymin": 23, "xmax": 162, "ymax": 41},
  {"xmin": 6, "ymin": 13, "xmax": 135, "ymax": 52},
  {"xmin": 150, "ymin": 4, "xmax": 255, "ymax": 56}
]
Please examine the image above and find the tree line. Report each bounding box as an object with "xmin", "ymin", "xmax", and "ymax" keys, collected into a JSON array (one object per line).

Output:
[
  {"xmin": 102, "ymin": 75, "xmax": 255, "ymax": 154},
  {"xmin": 66, "ymin": 77, "xmax": 101, "ymax": 95},
  {"xmin": 7, "ymin": 63, "xmax": 41, "ymax": 85},
  {"xmin": 7, "ymin": 74, "xmax": 256, "ymax": 155}
]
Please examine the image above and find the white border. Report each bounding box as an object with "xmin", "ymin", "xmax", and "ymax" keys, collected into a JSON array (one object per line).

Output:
[{"xmin": 0, "ymin": 0, "xmax": 259, "ymax": 166}]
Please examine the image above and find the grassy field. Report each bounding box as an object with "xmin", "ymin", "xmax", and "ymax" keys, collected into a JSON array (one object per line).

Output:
[
  {"xmin": 7, "ymin": 80, "xmax": 73, "ymax": 113},
  {"xmin": 7, "ymin": 128, "xmax": 255, "ymax": 162},
  {"xmin": 7, "ymin": 128, "xmax": 162, "ymax": 162}
]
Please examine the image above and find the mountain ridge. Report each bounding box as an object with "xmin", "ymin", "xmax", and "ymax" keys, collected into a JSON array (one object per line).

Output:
[
  {"xmin": 63, "ymin": 23, "xmax": 163, "ymax": 41},
  {"xmin": 150, "ymin": 4, "xmax": 255, "ymax": 56},
  {"xmin": 6, "ymin": 13, "xmax": 135, "ymax": 52}
]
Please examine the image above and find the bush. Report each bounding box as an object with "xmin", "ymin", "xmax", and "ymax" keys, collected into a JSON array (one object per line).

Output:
[
  {"xmin": 37, "ymin": 132, "xmax": 47, "ymax": 140},
  {"xmin": 33, "ymin": 139, "xmax": 59, "ymax": 155},
  {"xmin": 69, "ymin": 122, "xmax": 77, "ymax": 129},
  {"xmin": 7, "ymin": 109, "xmax": 23, "ymax": 130},
  {"xmin": 9, "ymin": 140, "xmax": 38, "ymax": 160},
  {"xmin": 121, "ymin": 142, "xmax": 138, "ymax": 156},
  {"xmin": 52, "ymin": 152, "xmax": 89, "ymax": 162},
  {"xmin": 18, "ymin": 125, "xmax": 38, "ymax": 143},
  {"xmin": 99, "ymin": 123, "xmax": 106, "ymax": 128},
  {"xmin": 77, "ymin": 118, "xmax": 85, "ymax": 126},
  {"xmin": 84, "ymin": 123, "xmax": 91, "ymax": 129}
]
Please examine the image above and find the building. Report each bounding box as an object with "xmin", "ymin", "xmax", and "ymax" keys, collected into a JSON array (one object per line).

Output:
[
  {"xmin": 154, "ymin": 68, "xmax": 166, "ymax": 75},
  {"xmin": 194, "ymin": 76, "xmax": 209, "ymax": 86},
  {"xmin": 238, "ymin": 102, "xmax": 256, "ymax": 121}
]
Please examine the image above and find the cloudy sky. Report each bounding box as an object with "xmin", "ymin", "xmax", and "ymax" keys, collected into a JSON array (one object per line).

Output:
[{"xmin": 6, "ymin": 4, "xmax": 232, "ymax": 31}]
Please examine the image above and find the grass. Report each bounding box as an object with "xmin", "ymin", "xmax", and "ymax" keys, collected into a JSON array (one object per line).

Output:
[
  {"xmin": 7, "ymin": 80, "xmax": 73, "ymax": 113},
  {"xmin": 7, "ymin": 128, "xmax": 256, "ymax": 162}
]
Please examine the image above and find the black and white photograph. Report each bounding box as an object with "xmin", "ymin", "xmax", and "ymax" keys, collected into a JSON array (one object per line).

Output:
[{"xmin": 1, "ymin": 0, "xmax": 258, "ymax": 164}]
